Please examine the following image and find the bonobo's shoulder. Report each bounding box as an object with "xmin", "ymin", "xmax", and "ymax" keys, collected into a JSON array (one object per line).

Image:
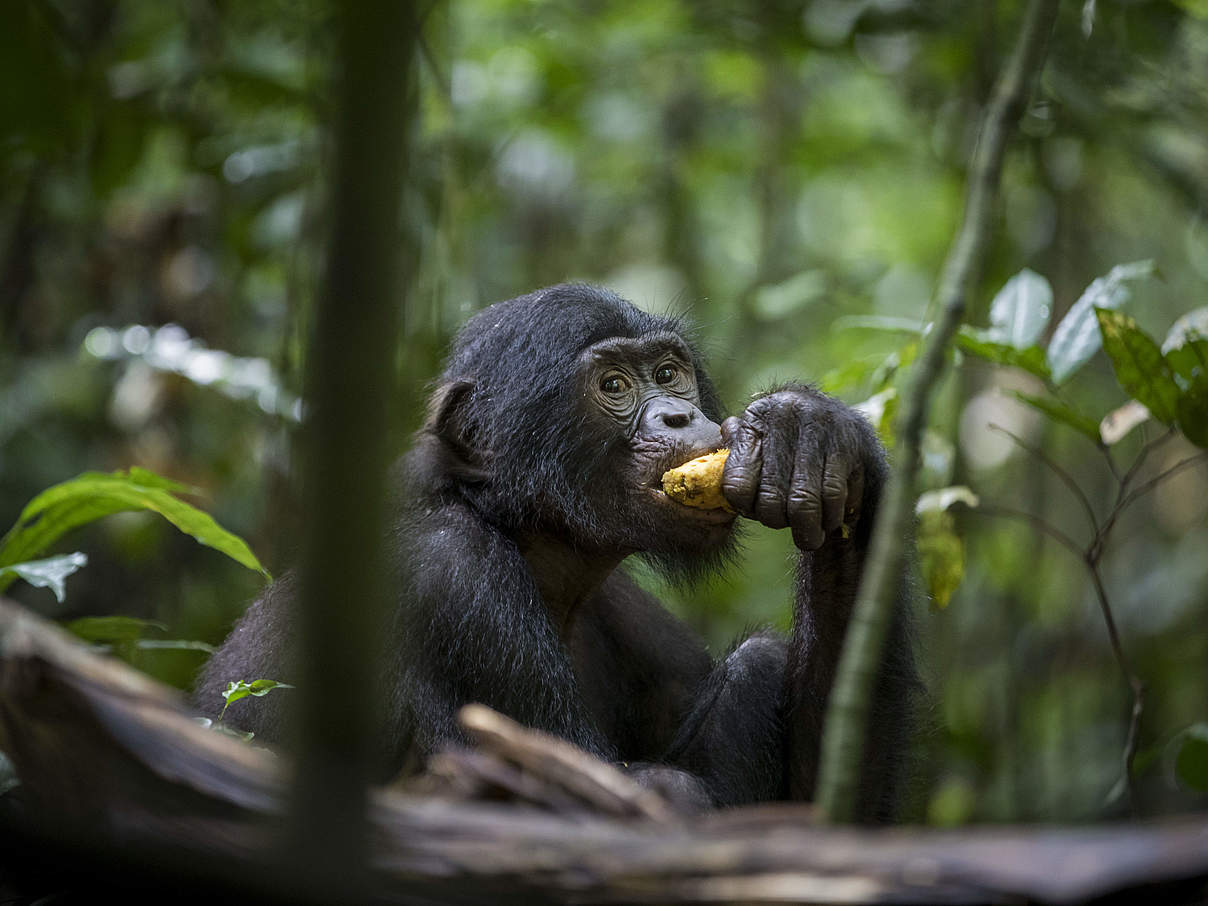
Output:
[{"xmin": 393, "ymin": 498, "xmax": 523, "ymax": 588}]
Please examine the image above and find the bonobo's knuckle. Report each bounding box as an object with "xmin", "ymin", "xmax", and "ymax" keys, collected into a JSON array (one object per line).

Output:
[
  {"xmin": 788, "ymin": 487, "xmax": 821, "ymax": 513},
  {"xmin": 822, "ymin": 475, "xmax": 847, "ymax": 501}
]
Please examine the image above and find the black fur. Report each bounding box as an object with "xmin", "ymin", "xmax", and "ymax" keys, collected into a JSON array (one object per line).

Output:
[{"xmin": 195, "ymin": 284, "xmax": 918, "ymax": 816}]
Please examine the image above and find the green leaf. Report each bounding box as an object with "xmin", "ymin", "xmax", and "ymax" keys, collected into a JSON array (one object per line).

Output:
[
  {"xmin": 0, "ymin": 553, "xmax": 88, "ymax": 603},
  {"xmin": 1161, "ymin": 308, "xmax": 1208, "ymax": 385},
  {"xmin": 916, "ymin": 510, "xmax": 964, "ymax": 609},
  {"xmin": 987, "ymin": 268, "xmax": 1052, "ymax": 349},
  {"xmin": 1047, "ymin": 260, "xmax": 1157, "ymax": 384},
  {"xmin": 956, "ymin": 328, "xmax": 1051, "ymax": 380},
  {"xmin": 835, "ymin": 315, "xmax": 928, "ymax": 335},
  {"xmin": 1175, "ymin": 723, "xmax": 1208, "ymax": 792},
  {"xmin": 1177, "ymin": 382, "xmax": 1208, "ymax": 448},
  {"xmin": 0, "ymin": 468, "xmax": 270, "ymax": 584},
  {"xmin": 219, "ymin": 678, "xmax": 294, "ymax": 722},
  {"xmin": 1095, "ymin": 308, "xmax": 1180, "ymax": 425},
  {"xmin": 1166, "ymin": 340, "xmax": 1208, "ymax": 386},
  {"xmin": 134, "ymin": 639, "xmax": 217, "ymax": 654},
  {"xmin": 1009, "ymin": 391, "xmax": 1102, "ymax": 443},
  {"xmin": 66, "ymin": 615, "xmax": 167, "ymax": 643},
  {"xmin": 854, "ymin": 388, "xmax": 898, "ymax": 446}
]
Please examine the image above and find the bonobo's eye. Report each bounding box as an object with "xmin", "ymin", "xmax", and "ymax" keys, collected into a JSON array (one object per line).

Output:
[
  {"xmin": 600, "ymin": 373, "xmax": 631, "ymax": 395},
  {"xmin": 654, "ymin": 364, "xmax": 678, "ymax": 385}
]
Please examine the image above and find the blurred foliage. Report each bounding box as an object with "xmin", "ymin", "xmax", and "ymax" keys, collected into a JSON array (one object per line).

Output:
[{"xmin": 2, "ymin": 0, "xmax": 1207, "ymax": 824}]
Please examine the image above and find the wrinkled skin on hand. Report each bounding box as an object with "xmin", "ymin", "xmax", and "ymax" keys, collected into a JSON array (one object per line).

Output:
[{"xmin": 720, "ymin": 385, "xmax": 880, "ymax": 551}]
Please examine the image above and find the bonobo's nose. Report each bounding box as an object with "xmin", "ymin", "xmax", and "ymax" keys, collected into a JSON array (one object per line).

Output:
[{"xmin": 640, "ymin": 397, "xmax": 724, "ymax": 451}]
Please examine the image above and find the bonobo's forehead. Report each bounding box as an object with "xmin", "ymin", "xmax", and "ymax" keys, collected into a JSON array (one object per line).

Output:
[{"xmin": 583, "ymin": 331, "xmax": 694, "ymax": 367}]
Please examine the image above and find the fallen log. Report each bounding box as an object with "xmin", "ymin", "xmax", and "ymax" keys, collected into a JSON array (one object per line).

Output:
[{"xmin": 1, "ymin": 596, "xmax": 1207, "ymax": 904}]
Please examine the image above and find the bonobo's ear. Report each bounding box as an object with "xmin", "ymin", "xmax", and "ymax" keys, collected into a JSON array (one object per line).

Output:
[
  {"xmin": 423, "ymin": 379, "xmax": 487, "ymax": 480},
  {"xmin": 424, "ymin": 379, "xmax": 474, "ymax": 439}
]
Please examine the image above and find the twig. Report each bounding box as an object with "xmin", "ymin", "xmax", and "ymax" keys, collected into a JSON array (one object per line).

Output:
[
  {"xmin": 972, "ymin": 504, "xmax": 1086, "ymax": 561},
  {"xmin": 1092, "ymin": 449, "xmax": 1206, "ymax": 563},
  {"xmin": 989, "ymin": 423, "xmax": 1099, "ymax": 533},
  {"xmin": 970, "ymin": 502, "xmax": 1145, "ymax": 812},
  {"xmin": 815, "ymin": 0, "xmax": 1061, "ymax": 823},
  {"xmin": 1087, "ymin": 567, "xmax": 1146, "ymax": 811}
]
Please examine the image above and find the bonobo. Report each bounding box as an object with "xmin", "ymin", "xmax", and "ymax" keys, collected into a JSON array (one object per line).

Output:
[{"xmin": 196, "ymin": 283, "xmax": 917, "ymax": 818}]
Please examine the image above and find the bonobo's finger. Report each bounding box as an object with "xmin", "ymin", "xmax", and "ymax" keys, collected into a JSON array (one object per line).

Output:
[
  {"xmin": 755, "ymin": 426, "xmax": 793, "ymax": 530},
  {"xmin": 845, "ymin": 462, "xmax": 866, "ymax": 528},
  {"xmin": 820, "ymin": 453, "xmax": 851, "ymax": 535},
  {"xmin": 786, "ymin": 431, "xmax": 825, "ymax": 549},
  {"xmin": 720, "ymin": 416, "xmax": 762, "ymax": 515}
]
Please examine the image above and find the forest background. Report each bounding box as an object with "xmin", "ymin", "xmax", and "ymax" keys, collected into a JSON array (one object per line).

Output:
[{"xmin": 2, "ymin": 0, "xmax": 1207, "ymax": 827}]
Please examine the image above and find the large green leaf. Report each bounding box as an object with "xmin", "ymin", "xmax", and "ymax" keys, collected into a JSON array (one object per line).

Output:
[
  {"xmin": 66, "ymin": 614, "xmax": 167, "ymax": 643},
  {"xmin": 1047, "ymin": 260, "xmax": 1157, "ymax": 384},
  {"xmin": 956, "ymin": 328, "xmax": 1050, "ymax": 380},
  {"xmin": 0, "ymin": 469, "xmax": 269, "ymax": 585},
  {"xmin": 1177, "ymin": 383, "xmax": 1208, "ymax": 448},
  {"xmin": 916, "ymin": 510, "xmax": 964, "ymax": 610},
  {"xmin": 0, "ymin": 553, "xmax": 88, "ymax": 603},
  {"xmin": 1009, "ymin": 391, "xmax": 1102, "ymax": 443},
  {"xmin": 987, "ymin": 268, "xmax": 1052, "ymax": 349},
  {"xmin": 1175, "ymin": 723, "xmax": 1208, "ymax": 792},
  {"xmin": 1095, "ymin": 308, "xmax": 1180, "ymax": 425}
]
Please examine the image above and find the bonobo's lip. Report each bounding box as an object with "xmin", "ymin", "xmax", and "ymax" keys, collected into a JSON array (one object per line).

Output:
[{"xmin": 645, "ymin": 486, "xmax": 738, "ymax": 524}]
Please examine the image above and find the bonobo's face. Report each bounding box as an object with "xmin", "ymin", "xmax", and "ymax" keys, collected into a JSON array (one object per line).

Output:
[{"xmin": 579, "ymin": 332, "xmax": 736, "ymax": 553}]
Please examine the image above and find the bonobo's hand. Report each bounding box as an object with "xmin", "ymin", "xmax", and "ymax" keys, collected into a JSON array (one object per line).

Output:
[{"xmin": 721, "ymin": 385, "xmax": 881, "ymax": 551}]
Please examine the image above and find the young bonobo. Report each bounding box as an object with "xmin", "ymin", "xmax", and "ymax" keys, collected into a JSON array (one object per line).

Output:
[{"xmin": 196, "ymin": 284, "xmax": 917, "ymax": 819}]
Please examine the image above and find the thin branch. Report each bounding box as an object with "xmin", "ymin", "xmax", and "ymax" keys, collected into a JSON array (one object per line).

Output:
[
  {"xmin": 971, "ymin": 503, "xmax": 1145, "ymax": 812},
  {"xmin": 970, "ymin": 504, "xmax": 1086, "ymax": 561},
  {"xmin": 815, "ymin": 0, "xmax": 1061, "ymax": 823},
  {"xmin": 1117, "ymin": 428, "xmax": 1177, "ymax": 502},
  {"xmin": 1093, "ymin": 450, "xmax": 1207, "ymax": 561},
  {"xmin": 1087, "ymin": 566, "xmax": 1145, "ymax": 814},
  {"xmin": 989, "ymin": 423, "xmax": 1099, "ymax": 533}
]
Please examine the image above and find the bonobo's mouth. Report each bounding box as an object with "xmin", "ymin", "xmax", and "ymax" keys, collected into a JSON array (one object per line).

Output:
[
  {"xmin": 645, "ymin": 486, "xmax": 738, "ymax": 524},
  {"xmin": 644, "ymin": 446, "xmax": 737, "ymax": 524}
]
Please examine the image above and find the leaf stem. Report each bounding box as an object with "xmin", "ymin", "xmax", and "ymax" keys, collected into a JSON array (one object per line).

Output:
[{"xmin": 988, "ymin": 423, "xmax": 1099, "ymax": 533}]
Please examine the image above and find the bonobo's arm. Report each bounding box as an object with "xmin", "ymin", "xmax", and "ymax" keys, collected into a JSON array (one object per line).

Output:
[{"xmin": 721, "ymin": 383, "xmax": 918, "ymax": 821}]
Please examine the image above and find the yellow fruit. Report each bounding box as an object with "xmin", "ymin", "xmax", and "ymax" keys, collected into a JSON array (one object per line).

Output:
[{"xmin": 661, "ymin": 449, "xmax": 733, "ymax": 512}]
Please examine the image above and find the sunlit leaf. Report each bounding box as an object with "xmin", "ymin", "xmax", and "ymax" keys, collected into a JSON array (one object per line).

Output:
[
  {"xmin": 0, "ymin": 468, "xmax": 270, "ymax": 585},
  {"xmin": 134, "ymin": 639, "xmax": 217, "ymax": 654},
  {"xmin": 1047, "ymin": 260, "xmax": 1157, "ymax": 384},
  {"xmin": 1009, "ymin": 391, "xmax": 1101, "ymax": 443},
  {"xmin": 66, "ymin": 614, "xmax": 166, "ymax": 643},
  {"xmin": 916, "ymin": 511, "xmax": 964, "ymax": 609},
  {"xmin": 835, "ymin": 315, "xmax": 928, "ymax": 335},
  {"xmin": 1161, "ymin": 308, "xmax": 1208, "ymax": 385},
  {"xmin": 0, "ymin": 553, "xmax": 88, "ymax": 603},
  {"xmin": 752, "ymin": 270, "xmax": 827, "ymax": 320},
  {"xmin": 219, "ymin": 678, "xmax": 295, "ymax": 719},
  {"xmin": 1099, "ymin": 400, "xmax": 1150, "ymax": 446},
  {"xmin": 1095, "ymin": 308, "xmax": 1179, "ymax": 425},
  {"xmin": 956, "ymin": 328, "xmax": 1050, "ymax": 380},
  {"xmin": 987, "ymin": 268, "xmax": 1052, "ymax": 349},
  {"xmin": 854, "ymin": 387, "xmax": 898, "ymax": 446},
  {"xmin": 1175, "ymin": 723, "xmax": 1208, "ymax": 792},
  {"xmin": 916, "ymin": 486, "xmax": 979, "ymax": 514}
]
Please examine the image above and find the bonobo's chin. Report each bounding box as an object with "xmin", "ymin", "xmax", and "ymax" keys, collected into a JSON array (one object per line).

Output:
[{"xmin": 624, "ymin": 487, "xmax": 738, "ymax": 560}]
